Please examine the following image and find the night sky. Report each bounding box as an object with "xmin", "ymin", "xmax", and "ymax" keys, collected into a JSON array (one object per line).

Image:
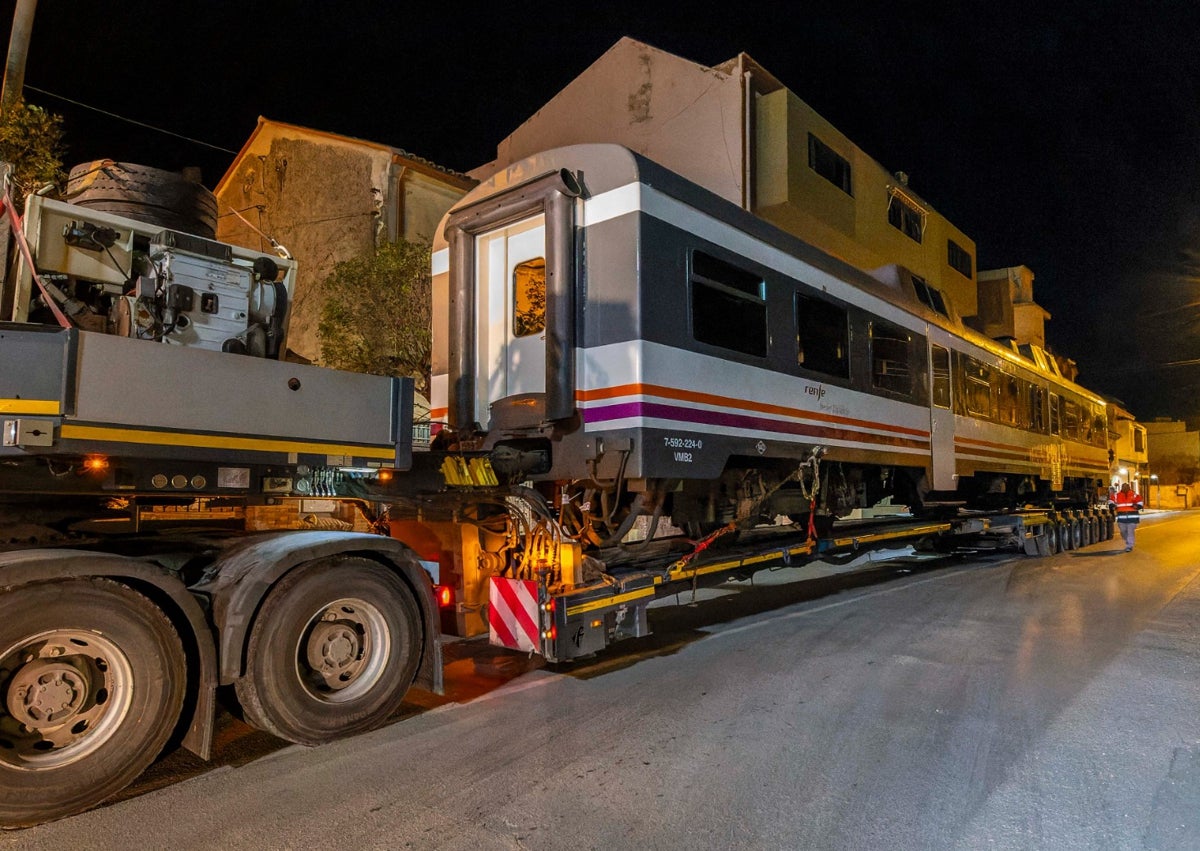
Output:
[{"xmin": 6, "ymin": 0, "xmax": 1200, "ymax": 422}]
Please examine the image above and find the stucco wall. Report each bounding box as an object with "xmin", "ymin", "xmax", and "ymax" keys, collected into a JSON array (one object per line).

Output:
[
  {"xmin": 218, "ymin": 135, "xmax": 390, "ymax": 361},
  {"xmin": 487, "ymin": 38, "xmax": 745, "ymax": 205}
]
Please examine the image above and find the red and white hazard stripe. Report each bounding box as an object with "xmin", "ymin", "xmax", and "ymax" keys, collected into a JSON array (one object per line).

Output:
[{"xmin": 488, "ymin": 577, "xmax": 540, "ymax": 652}]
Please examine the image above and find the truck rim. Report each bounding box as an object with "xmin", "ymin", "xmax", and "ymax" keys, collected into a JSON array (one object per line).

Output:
[
  {"xmin": 295, "ymin": 598, "xmax": 391, "ymax": 703},
  {"xmin": 0, "ymin": 628, "xmax": 134, "ymax": 771}
]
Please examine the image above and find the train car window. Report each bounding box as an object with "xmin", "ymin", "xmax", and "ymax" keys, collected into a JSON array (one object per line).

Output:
[
  {"xmin": 931, "ymin": 344, "xmax": 951, "ymax": 408},
  {"xmin": 1049, "ymin": 393, "xmax": 1062, "ymax": 436},
  {"xmin": 512, "ymin": 257, "xmax": 547, "ymax": 337},
  {"xmin": 796, "ymin": 293, "xmax": 849, "ymax": 378},
  {"xmin": 1030, "ymin": 385, "xmax": 1046, "ymax": 432},
  {"xmin": 963, "ymin": 357, "xmax": 992, "ymax": 418},
  {"xmin": 998, "ymin": 375, "xmax": 1020, "ymax": 426},
  {"xmin": 870, "ymin": 320, "xmax": 912, "ymax": 395},
  {"xmin": 1062, "ymin": 398, "xmax": 1080, "ymax": 440},
  {"xmin": 1088, "ymin": 408, "xmax": 1107, "ymax": 447},
  {"xmin": 808, "ymin": 133, "xmax": 853, "ymax": 195},
  {"xmin": 690, "ymin": 251, "xmax": 767, "ymax": 358}
]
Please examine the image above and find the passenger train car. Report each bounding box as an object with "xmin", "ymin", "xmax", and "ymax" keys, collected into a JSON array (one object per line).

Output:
[{"xmin": 430, "ymin": 144, "xmax": 1109, "ymax": 537}]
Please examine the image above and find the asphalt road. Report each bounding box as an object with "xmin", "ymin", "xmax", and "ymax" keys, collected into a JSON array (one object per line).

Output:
[{"xmin": 6, "ymin": 512, "xmax": 1200, "ymax": 850}]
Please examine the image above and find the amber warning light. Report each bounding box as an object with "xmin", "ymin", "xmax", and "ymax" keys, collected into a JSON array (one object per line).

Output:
[{"xmin": 82, "ymin": 456, "xmax": 109, "ymax": 474}]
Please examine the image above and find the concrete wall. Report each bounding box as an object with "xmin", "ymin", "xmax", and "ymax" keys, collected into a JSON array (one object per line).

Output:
[
  {"xmin": 399, "ymin": 171, "xmax": 464, "ymax": 244},
  {"xmin": 1143, "ymin": 482, "xmax": 1195, "ymax": 510},
  {"xmin": 1146, "ymin": 420, "xmax": 1197, "ymax": 461},
  {"xmin": 481, "ymin": 37, "xmax": 745, "ymax": 206},
  {"xmin": 975, "ymin": 266, "xmax": 1049, "ymax": 350}
]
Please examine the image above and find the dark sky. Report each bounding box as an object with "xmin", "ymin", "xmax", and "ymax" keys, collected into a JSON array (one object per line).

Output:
[{"xmin": 7, "ymin": 0, "xmax": 1200, "ymax": 421}]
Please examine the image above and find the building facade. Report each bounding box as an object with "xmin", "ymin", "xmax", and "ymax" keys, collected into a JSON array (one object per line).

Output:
[{"xmin": 216, "ymin": 118, "xmax": 474, "ymax": 361}]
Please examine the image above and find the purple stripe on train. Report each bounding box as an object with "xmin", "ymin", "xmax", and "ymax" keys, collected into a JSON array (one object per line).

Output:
[{"xmin": 582, "ymin": 401, "xmax": 929, "ymax": 447}]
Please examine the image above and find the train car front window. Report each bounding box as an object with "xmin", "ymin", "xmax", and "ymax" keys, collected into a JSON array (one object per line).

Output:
[
  {"xmin": 513, "ymin": 257, "xmax": 546, "ymax": 337},
  {"xmin": 690, "ymin": 251, "xmax": 766, "ymax": 358}
]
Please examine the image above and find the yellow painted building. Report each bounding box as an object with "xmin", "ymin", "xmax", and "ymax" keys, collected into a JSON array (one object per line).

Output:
[{"xmin": 753, "ymin": 87, "xmax": 978, "ymax": 319}]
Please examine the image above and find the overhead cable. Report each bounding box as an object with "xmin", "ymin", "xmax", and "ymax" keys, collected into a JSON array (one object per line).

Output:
[{"xmin": 23, "ymin": 84, "xmax": 238, "ymax": 155}]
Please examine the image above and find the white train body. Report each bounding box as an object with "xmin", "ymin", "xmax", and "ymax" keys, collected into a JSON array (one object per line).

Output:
[{"xmin": 431, "ymin": 144, "xmax": 1108, "ymax": 523}]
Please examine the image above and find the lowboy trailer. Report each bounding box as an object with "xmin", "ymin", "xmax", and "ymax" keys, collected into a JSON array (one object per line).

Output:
[
  {"xmin": 0, "ymin": 319, "xmax": 1113, "ymax": 827},
  {"xmin": 0, "ymin": 176, "xmax": 1113, "ymax": 828}
]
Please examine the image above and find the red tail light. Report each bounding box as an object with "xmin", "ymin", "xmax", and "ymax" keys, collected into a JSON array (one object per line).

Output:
[{"xmin": 436, "ymin": 585, "xmax": 454, "ymax": 608}]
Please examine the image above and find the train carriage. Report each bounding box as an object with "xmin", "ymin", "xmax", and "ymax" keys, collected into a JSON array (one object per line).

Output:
[{"xmin": 430, "ymin": 144, "xmax": 1108, "ymax": 534}]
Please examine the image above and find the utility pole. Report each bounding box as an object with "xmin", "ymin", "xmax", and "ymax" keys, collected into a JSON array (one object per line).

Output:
[
  {"xmin": 1, "ymin": 0, "xmax": 36, "ymax": 305},
  {"xmin": 2, "ymin": 0, "xmax": 38, "ymax": 115}
]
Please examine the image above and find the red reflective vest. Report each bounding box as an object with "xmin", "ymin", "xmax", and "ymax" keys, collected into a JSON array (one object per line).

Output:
[{"xmin": 1110, "ymin": 489, "xmax": 1143, "ymax": 521}]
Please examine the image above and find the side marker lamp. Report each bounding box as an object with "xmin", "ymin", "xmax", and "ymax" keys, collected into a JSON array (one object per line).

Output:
[{"xmin": 83, "ymin": 455, "xmax": 109, "ymax": 474}]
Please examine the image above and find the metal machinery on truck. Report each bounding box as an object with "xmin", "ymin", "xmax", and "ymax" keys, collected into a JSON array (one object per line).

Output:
[{"xmin": 0, "ymin": 155, "xmax": 1111, "ymax": 828}]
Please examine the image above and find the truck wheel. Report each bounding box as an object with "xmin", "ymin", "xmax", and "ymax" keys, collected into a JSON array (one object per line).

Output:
[
  {"xmin": 234, "ymin": 557, "xmax": 421, "ymax": 746},
  {"xmin": 1045, "ymin": 522, "xmax": 1059, "ymax": 555},
  {"xmin": 1059, "ymin": 521, "xmax": 1073, "ymax": 551},
  {"xmin": 0, "ymin": 578, "xmax": 186, "ymax": 828}
]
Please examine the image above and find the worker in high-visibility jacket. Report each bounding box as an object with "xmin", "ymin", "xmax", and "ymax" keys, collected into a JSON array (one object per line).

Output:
[{"xmin": 1108, "ymin": 482, "xmax": 1143, "ymax": 552}]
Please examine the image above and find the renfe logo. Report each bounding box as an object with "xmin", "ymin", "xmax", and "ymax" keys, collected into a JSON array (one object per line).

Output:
[{"xmin": 804, "ymin": 384, "xmax": 826, "ymax": 400}]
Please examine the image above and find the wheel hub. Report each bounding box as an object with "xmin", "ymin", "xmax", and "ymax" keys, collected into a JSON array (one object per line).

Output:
[
  {"xmin": 306, "ymin": 621, "xmax": 365, "ymax": 687},
  {"xmin": 7, "ymin": 660, "xmax": 88, "ymax": 729},
  {"xmin": 0, "ymin": 628, "xmax": 131, "ymax": 770},
  {"xmin": 296, "ymin": 598, "xmax": 392, "ymax": 701}
]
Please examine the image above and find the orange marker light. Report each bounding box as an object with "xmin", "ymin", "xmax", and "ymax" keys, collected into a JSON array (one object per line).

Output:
[
  {"xmin": 83, "ymin": 456, "xmax": 109, "ymax": 473},
  {"xmin": 377, "ymin": 469, "xmax": 394, "ymax": 483}
]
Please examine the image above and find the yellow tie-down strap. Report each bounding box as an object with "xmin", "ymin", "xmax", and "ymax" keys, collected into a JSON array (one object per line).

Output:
[{"xmin": 440, "ymin": 455, "xmax": 499, "ymax": 487}]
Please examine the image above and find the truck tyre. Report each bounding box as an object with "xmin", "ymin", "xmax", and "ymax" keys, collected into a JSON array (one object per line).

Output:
[
  {"xmin": 1044, "ymin": 522, "xmax": 1059, "ymax": 555},
  {"xmin": 0, "ymin": 578, "xmax": 186, "ymax": 828},
  {"xmin": 1059, "ymin": 521, "xmax": 1073, "ymax": 551},
  {"xmin": 1071, "ymin": 518, "xmax": 1084, "ymax": 550},
  {"xmin": 234, "ymin": 557, "xmax": 421, "ymax": 746}
]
